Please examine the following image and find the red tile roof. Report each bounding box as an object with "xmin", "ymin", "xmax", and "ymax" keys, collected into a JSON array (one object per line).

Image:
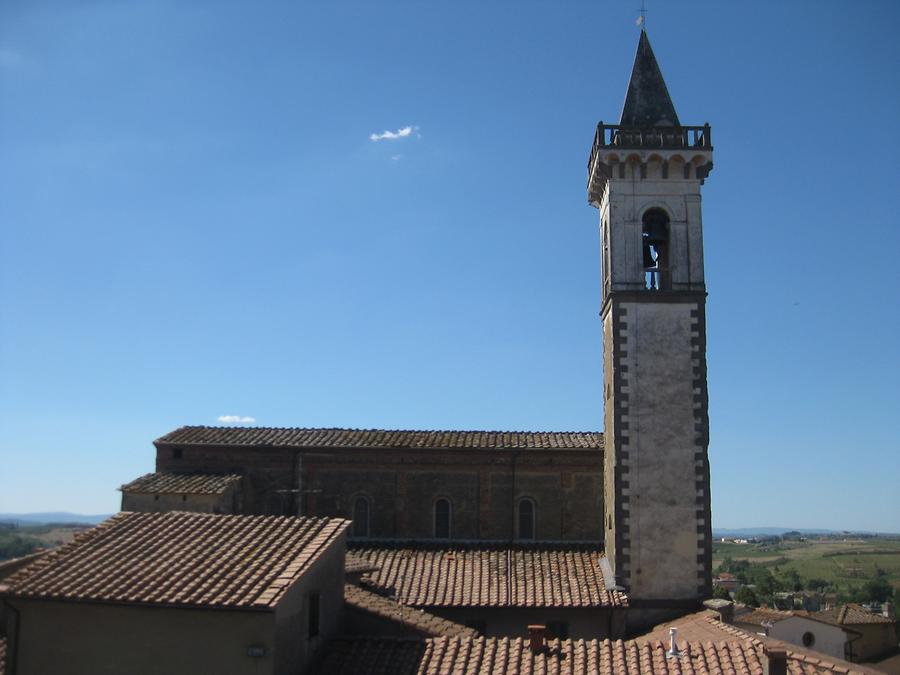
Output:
[
  {"xmin": 311, "ymin": 636, "xmax": 871, "ymax": 675},
  {"xmin": 635, "ymin": 610, "xmax": 880, "ymax": 674},
  {"xmin": 735, "ymin": 606, "xmax": 795, "ymax": 627},
  {"xmin": 352, "ymin": 544, "xmax": 626, "ymax": 608},
  {"xmin": 1, "ymin": 512, "xmax": 349, "ymax": 610},
  {"xmin": 119, "ymin": 472, "xmax": 242, "ymax": 495},
  {"xmin": 814, "ymin": 604, "xmax": 896, "ymax": 626},
  {"xmin": 157, "ymin": 426, "xmax": 603, "ymax": 450},
  {"xmin": 344, "ymin": 584, "xmax": 477, "ymax": 638}
]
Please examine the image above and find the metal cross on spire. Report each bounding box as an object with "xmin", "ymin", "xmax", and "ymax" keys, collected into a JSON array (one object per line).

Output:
[{"xmin": 636, "ymin": 0, "xmax": 647, "ymax": 28}]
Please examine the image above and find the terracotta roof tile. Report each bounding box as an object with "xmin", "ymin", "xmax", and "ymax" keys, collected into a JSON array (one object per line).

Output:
[
  {"xmin": 814, "ymin": 604, "xmax": 896, "ymax": 625},
  {"xmin": 735, "ymin": 606, "xmax": 795, "ymax": 627},
  {"xmin": 316, "ymin": 635, "xmax": 884, "ymax": 675},
  {"xmin": 344, "ymin": 584, "xmax": 477, "ymax": 638},
  {"xmin": 119, "ymin": 472, "xmax": 242, "ymax": 495},
  {"xmin": 156, "ymin": 426, "xmax": 603, "ymax": 450},
  {"xmin": 2, "ymin": 512, "xmax": 349, "ymax": 610},
  {"xmin": 311, "ymin": 636, "xmax": 872, "ymax": 675},
  {"xmin": 635, "ymin": 610, "xmax": 880, "ymax": 674},
  {"xmin": 351, "ymin": 544, "xmax": 627, "ymax": 609},
  {"xmin": 345, "ymin": 554, "xmax": 380, "ymax": 575}
]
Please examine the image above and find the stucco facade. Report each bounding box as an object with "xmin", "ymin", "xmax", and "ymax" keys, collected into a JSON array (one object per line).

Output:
[{"xmin": 768, "ymin": 616, "xmax": 850, "ymax": 663}]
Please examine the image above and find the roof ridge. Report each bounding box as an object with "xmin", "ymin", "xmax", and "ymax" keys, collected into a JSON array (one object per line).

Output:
[{"xmin": 166, "ymin": 425, "xmax": 602, "ymax": 434}]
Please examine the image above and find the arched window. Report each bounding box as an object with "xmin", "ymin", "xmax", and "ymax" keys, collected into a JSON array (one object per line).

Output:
[
  {"xmin": 518, "ymin": 498, "xmax": 535, "ymax": 540},
  {"xmin": 642, "ymin": 208, "xmax": 670, "ymax": 290},
  {"xmin": 352, "ymin": 496, "xmax": 370, "ymax": 538},
  {"xmin": 434, "ymin": 498, "xmax": 452, "ymax": 539}
]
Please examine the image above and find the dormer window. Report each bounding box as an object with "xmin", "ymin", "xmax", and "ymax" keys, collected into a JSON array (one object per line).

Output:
[{"xmin": 642, "ymin": 208, "xmax": 670, "ymax": 290}]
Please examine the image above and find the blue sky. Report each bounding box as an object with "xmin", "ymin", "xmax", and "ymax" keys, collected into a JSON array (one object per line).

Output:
[{"xmin": 1, "ymin": 1, "xmax": 898, "ymax": 531}]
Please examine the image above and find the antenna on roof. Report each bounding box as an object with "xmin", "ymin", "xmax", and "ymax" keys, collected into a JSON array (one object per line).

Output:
[{"xmin": 636, "ymin": 0, "xmax": 647, "ymax": 29}]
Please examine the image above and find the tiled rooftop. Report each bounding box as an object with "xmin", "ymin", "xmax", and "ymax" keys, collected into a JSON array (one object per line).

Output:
[
  {"xmin": 814, "ymin": 604, "xmax": 896, "ymax": 626},
  {"xmin": 157, "ymin": 426, "xmax": 603, "ymax": 450},
  {"xmin": 345, "ymin": 554, "xmax": 380, "ymax": 575},
  {"xmin": 311, "ymin": 636, "xmax": 869, "ymax": 675},
  {"xmin": 1, "ymin": 512, "xmax": 349, "ymax": 610},
  {"xmin": 344, "ymin": 584, "xmax": 477, "ymax": 638},
  {"xmin": 351, "ymin": 544, "xmax": 626, "ymax": 608},
  {"xmin": 635, "ymin": 609, "xmax": 880, "ymax": 674},
  {"xmin": 119, "ymin": 472, "xmax": 243, "ymax": 495},
  {"xmin": 735, "ymin": 606, "xmax": 795, "ymax": 627}
]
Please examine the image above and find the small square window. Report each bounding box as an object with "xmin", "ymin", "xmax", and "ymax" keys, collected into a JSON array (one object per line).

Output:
[{"xmin": 172, "ymin": 448, "xmax": 183, "ymax": 460}]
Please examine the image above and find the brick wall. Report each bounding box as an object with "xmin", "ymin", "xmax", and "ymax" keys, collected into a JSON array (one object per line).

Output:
[{"xmin": 155, "ymin": 443, "xmax": 603, "ymax": 542}]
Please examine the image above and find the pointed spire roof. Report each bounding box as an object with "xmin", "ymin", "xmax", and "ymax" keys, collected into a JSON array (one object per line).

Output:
[{"xmin": 619, "ymin": 30, "xmax": 680, "ymax": 127}]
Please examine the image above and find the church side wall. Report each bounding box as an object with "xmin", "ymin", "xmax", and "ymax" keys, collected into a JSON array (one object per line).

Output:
[{"xmin": 154, "ymin": 444, "xmax": 603, "ymax": 541}]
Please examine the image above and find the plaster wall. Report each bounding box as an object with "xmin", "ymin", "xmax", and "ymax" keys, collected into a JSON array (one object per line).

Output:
[
  {"xmin": 5, "ymin": 600, "xmax": 275, "ymax": 675},
  {"xmin": 271, "ymin": 531, "xmax": 347, "ymax": 674},
  {"xmin": 770, "ymin": 617, "xmax": 848, "ymax": 661},
  {"xmin": 846, "ymin": 622, "xmax": 898, "ymax": 661}
]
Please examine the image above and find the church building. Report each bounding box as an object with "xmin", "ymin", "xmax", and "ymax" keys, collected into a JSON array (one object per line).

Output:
[{"xmin": 119, "ymin": 29, "xmax": 715, "ymax": 634}]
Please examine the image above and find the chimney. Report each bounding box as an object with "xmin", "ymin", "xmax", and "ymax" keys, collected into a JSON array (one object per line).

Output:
[
  {"xmin": 527, "ymin": 625, "xmax": 546, "ymax": 652},
  {"xmin": 763, "ymin": 647, "xmax": 788, "ymax": 675},
  {"xmin": 668, "ymin": 627, "xmax": 678, "ymax": 656},
  {"xmin": 703, "ymin": 598, "xmax": 734, "ymax": 624},
  {"xmin": 884, "ymin": 601, "xmax": 894, "ymax": 620}
]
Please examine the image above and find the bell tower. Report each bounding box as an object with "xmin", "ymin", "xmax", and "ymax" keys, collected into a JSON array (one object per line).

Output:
[{"xmin": 588, "ymin": 31, "xmax": 713, "ymax": 609}]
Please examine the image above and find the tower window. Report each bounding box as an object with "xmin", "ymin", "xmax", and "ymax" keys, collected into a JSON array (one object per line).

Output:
[
  {"xmin": 518, "ymin": 498, "xmax": 536, "ymax": 540},
  {"xmin": 352, "ymin": 496, "xmax": 370, "ymax": 538},
  {"xmin": 434, "ymin": 498, "xmax": 452, "ymax": 539},
  {"xmin": 172, "ymin": 448, "xmax": 183, "ymax": 460},
  {"xmin": 641, "ymin": 208, "xmax": 670, "ymax": 290}
]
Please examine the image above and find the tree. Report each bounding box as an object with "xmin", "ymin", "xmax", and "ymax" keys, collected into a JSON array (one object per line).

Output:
[
  {"xmin": 806, "ymin": 578, "xmax": 829, "ymax": 591},
  {"xmin": 712, "ymin": 585, "xmax": 732, "ymax": 601},
  {"xmin": 861, "ymin": 577, "xmax": 894, "ymax": 603},
  {"xmin": 735, "ymin": 586, "xmax": 759, "ymax": 608},
  {"xmin": 782, "ymin": 569, "xmax": 803, "ymax": 592}
]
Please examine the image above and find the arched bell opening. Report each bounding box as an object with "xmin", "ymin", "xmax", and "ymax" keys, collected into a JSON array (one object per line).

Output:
[{"xmin": 642, "ymin": 208, "xmax": 671, "ymax": 290}]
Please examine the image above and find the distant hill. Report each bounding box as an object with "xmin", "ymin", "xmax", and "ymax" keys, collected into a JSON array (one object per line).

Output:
[
  {"xmin": 0, "ymin": 512, "xmax": 112, "ymax": 526},
  {"xmin": 714, "ymin": 527, "xmax": 839, "ymax": 537}
]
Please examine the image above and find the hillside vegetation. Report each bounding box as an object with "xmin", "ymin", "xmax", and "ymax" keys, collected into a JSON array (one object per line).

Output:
[
  {"xmin": 713, "ymin": 535, "xmax": 900, "ymax": 606},
  {"xmin": 0, "ymin": 523, "xmax": 88, "ymax": 561}
]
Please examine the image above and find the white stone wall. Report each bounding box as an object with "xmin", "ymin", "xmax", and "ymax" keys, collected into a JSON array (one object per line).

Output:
[
  {"xmin": 618, "ymin": 300, "xmax": 706, "ymax": 600},
  {"xmin": 770, "ymin": 616, "xmax": 848, "ymax": 661}
]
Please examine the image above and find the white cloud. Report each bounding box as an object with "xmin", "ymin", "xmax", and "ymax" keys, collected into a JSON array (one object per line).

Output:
[
  {"xmin": 391, "ymin": 154, "xmax": 402, "ymax": 161},
  {"xmin": 218, "ymin": 415, "xmax": 256, "ymax": 424},
  {"xmin": 370, "ymin": 126, "xmax": 416, "ymax": 142}
]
